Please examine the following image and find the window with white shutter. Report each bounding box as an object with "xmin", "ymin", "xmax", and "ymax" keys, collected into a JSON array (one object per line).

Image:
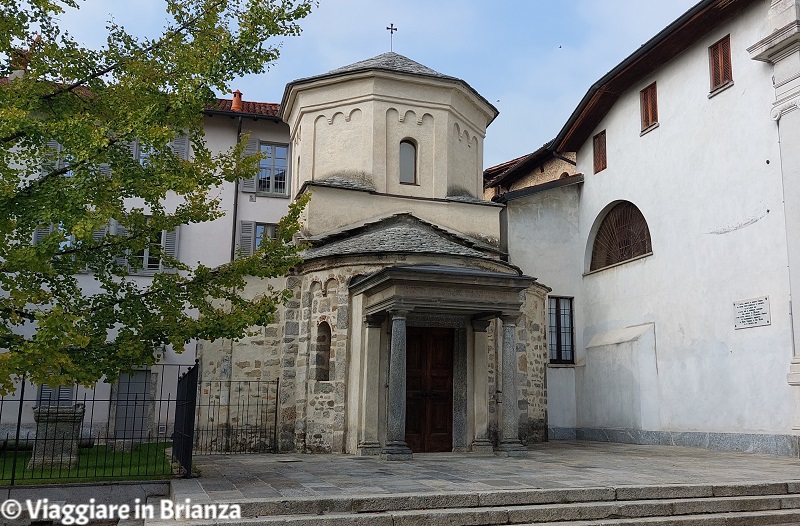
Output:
[
  {"xmin": 38, "ymin": 384, "xmax": 74, "ymax": 406},
  {"xmin": 239, "ymin": 220, "xmax": 255, "ymax": 257},
  {"xmin": 118, "ymin": 218, "xmax": 180, "ymax": 275},
  {"xmin": 129, "ymin": 132, "xmax": 189, "ymax": 165},
  {"xmin": 169, "ymin": 133, "xmax": 190, "ymax": 160},
  {"xmin": 238, "ymin": 221, "xmax": 277, "ymax": 257},
  {"xmin": 32, "ymin": 224, "xmax": 55, "ymax": 245},
  {"xmin": 41, "ymin": 140, "xmax": 74, "ymax": 177},
  {"xmin": 240, "ymin": 138, "xmax": 289, "ymax": 197}
]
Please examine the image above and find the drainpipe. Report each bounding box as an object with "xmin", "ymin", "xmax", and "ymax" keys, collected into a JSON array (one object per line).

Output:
[{"xmin": 229, "ymin": 114, "xmax": 243, "ymax": 262}]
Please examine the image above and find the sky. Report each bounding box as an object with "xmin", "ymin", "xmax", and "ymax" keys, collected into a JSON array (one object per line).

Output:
[{"xmin": 58, "ymin": 0, "xmax": 700, "ymax": 168}]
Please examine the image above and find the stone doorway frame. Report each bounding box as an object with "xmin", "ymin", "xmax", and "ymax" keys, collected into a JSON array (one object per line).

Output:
[{"xmin": 348, "ymin": 265, "xmax": 535, "ymax": 460}]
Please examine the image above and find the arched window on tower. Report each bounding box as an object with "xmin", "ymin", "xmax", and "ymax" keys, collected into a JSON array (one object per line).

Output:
[
  {"xmin": 314, "ymin": 321, "xmax": 332, "ymax": 381},
  {"xmin": 399, "ymin": 139, "xmax": 417, "ymax": 184},
  {"xmin": 590, "ymin": 201, "xmax": 653, "ymax": 271}
]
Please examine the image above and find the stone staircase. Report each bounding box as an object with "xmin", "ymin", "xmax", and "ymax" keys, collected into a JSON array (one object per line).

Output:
[{"xmin": 143, "ymin": 481, "xmax": 800, "ymax": 525}]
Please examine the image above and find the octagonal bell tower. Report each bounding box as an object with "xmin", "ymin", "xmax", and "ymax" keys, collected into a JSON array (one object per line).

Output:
[{"xmin": 279, "ymin": 53, "xmax": 500, "ymax": 241}]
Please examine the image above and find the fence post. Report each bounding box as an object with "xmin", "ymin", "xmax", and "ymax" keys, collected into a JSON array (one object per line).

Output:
[
  {"xmin": 173, "ymin": 361, "xmax": 198, "ymax": 478},
  {"xmin": 10, "ymin": 378, "xmax": 26, "ymax": 486},
  {"xmin": 273, "ymin": 378, "xmax": 279, "ymax": 453}
]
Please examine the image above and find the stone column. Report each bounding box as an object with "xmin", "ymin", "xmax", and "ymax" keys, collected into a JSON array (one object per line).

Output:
[
  {"xmin": 381, "ymin": 310, "xmax": 413, "ymax": 460},
  {"xmin": 497, "ymin": 314, "xmax": 526, "ymax": 454},
  {"xmin": 471, "ymin": 320, "xmax": 493, "ymax": 453},
  {"xmin": 358, "ymin": 316, "xmax": 383, "ymax": 456}
]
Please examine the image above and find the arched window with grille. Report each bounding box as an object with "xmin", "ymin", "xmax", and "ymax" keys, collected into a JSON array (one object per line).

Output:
[{"xmin": 590, "ymin": 201, "xmax": 652, "ymax": 271}]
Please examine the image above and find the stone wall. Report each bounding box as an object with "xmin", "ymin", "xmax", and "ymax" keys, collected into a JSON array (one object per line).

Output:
[
  {"xmin": 486, "ymin": 284, "xmax": 549, "ymax": 445},
  {"xmin": 522, "ymin": 285, "xmax": 549, "ymax": 443},
  {"xmin": 195, "ymin": 276, "xmax": 288, "ymax": 452},
  {"xmin": 298, "ymin": 272, "xmax": 350, "ymax": 453},
  {"xmin": 483, "ymin": 153, "xmax": 577, "ymax": 201},
  {"xmin": 198, "ymin": 262, "xmax": 549, "ymax": 454},
  {"xmin": 507, "ymin": 155, "xmax": 576, "ymax": 193}
]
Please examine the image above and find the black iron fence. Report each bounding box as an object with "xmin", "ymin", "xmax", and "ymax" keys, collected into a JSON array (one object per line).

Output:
[
  {"xmin": 0, "ymin": 362, "xmax": 280, "ymax": 486},
  {"xmin": 194, "ymin": 379, "xmax": 280, "ymax": 454},
  {"xmin": 0, "ymin": 363, "xmax": 195, "ymax": 486}
]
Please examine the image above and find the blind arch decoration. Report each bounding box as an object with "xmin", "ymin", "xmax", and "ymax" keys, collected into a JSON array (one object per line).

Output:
[{"xmin": 590, "ymin": 201, "xmax": 652, "ymax": 271}]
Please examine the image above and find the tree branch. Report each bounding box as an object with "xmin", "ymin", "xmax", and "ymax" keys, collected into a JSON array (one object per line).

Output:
[
  {"xmin": 41, "ymin": 0, "xmax": 226, "ymax": 102},
  {"xmin": 0, "ymin": 306, "xmax": 36, "ymax": 322}
]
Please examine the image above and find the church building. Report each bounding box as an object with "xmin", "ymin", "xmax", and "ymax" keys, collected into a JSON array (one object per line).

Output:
[
  {"xmin": 199, "ymin": 53, "xmax": 550, "ymax": 457},
  {"xmin": 197, "ymin": 0, "xmax": 800, "ymax": 459}
]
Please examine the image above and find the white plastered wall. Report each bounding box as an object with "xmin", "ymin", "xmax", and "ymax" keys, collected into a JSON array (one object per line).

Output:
[{"xmin": 509, "ymin": 0, "xmax": 796, "ymax": 437}]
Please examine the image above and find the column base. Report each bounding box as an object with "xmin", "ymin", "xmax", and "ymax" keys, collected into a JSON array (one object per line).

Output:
[
  {"xmin": 381, "ymin": 441, "xmax": 413, "ymax": 461},
  {"xmin": 788, "ymin": 360, "xmax": 800, "ymax": 431},
  {"xmin": 495, "ymin": 440, "xmax": 527, "ymax": 457},
  {"xmin": 470, "ymin": 439, "xmax": 495, "ymax": 454},
  {"xmin": 357, "ymin": 441, "xmax": 382, "ymax": 456}
]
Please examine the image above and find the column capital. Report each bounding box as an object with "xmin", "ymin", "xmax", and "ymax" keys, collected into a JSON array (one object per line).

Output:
[
  {"xmin": 364, "ymin": 314, "xmax": 385, "ymax": 328},
  {"xmin": 471, "ymin": 319, "xmax": 491, "ymax": 332},
  {"xmin": 389, "ymin": 309, "xmax": 411, "ymax": 320},
  {"xmin": 500, "ymin": 313, "xmax": 520, "ymax": 325}
]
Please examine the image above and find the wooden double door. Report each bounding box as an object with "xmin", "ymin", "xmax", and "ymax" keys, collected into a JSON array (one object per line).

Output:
[{"xmin": 405, "ymin": 327, "xmax": 454, "ymax": 453}]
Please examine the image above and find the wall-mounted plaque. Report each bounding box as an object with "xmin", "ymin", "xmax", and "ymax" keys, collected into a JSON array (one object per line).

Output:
[{"xmin": 734, "ymin": 296, "xmax": 771, "ymax": 329}]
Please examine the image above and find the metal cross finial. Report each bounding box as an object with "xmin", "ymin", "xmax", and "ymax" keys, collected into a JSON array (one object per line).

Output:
[{"xmin": 386, "ymin": 23, "xmax": 398, "ymax": 51}]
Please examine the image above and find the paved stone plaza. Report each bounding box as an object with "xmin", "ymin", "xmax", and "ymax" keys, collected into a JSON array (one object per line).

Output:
[{"xmin": 178, "ymin": 442, "xmax": 800, "ymax": 502}]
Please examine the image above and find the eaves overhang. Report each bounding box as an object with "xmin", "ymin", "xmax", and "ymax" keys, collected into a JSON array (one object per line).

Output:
[
  {"xmin": 280, "ymin": 69, "xmax": 498, "ymax": 126},
  {"xmin": 553, "ymin": 0, "xmax": 758, "ymax": 153},
  {"xmin": 203, "ymin": 109, "xmax": 283, "ymax": 122},
  {"xmin": 349, "ymin": 265, "xmax": 535, "ymax": 317},
  {"xmin": 493, "ymin": 174, "xmax": 584, "ymax": 204}
]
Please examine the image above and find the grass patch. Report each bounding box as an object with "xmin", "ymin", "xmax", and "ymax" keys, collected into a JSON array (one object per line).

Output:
[{"xmin": 0, "ymin": 441, "xmax": 173, "ymax": 485}]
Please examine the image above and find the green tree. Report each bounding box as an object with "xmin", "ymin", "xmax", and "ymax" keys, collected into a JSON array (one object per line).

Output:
[{"xmin": 0, "ymin": 0, "xmax": 314, "ymax": 393}]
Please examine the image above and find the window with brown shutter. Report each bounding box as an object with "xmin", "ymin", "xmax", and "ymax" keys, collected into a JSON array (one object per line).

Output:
[
  {"xmin": 593, "ymin": 130, "xmax": 607, "ymax": 174},
  {"xmin": 640, "ymin": 82, "xmax": 658, "ymax": 131},
  {"xmin": 709, "ymin": 35, "xmax": 732, "ymax": 92}
]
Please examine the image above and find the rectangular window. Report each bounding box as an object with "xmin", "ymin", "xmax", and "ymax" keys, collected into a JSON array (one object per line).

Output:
[
  {"xmin": 240, "ymin": 139, "xmax": 290, "ymax": 197},
  {"xmin": 548, "ymin": 296, "xmax": 574, "ymax": 364},
  {"xmin": 238, "ymin": 220, "xmax": 277, "ymax": 257},
  {"xmin": 133, "ymin": 230, "xmax": 164, "ymax": 272},
  {"xmin": 640, "ymin": 82, "xmax": 658, "ymax": 131},
  {"xmin": 257, "ymin": 143, "xmax": 288, "ymax": 195},
  {"xmin": 42, "ymin": 139, "xmax": 74, "ymax": 177},
  {"xmin": 115, "ymin": 371, "xmax": 151, "ymax": 440},
  {"xmin": 709, "ymin": 35, "xmax": 733, "ymax": 92},
  {"xmin": 38, "ymin": 383, "xmax": 74, "ymax": 406},
  {"xmin": 254, "ymin": 222, "xmax": 277, "ymax": 250},
  {"xmin": 116, "ymin": 219, "xmax": 179, "ymax": 275},
  {"xmin": 593, "ymin": 130, "xmax": 607, "ymax": 174}
]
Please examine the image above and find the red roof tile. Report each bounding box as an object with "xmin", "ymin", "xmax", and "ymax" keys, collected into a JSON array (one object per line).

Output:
[
  {"xmin": 484, "ymin": 154, "xmax": 529, "ymax": 180},
  {"xmin": 209, "ymin": 98, "xmax": 280, "ymax": 117},
  {"xmin": 1, "ymin": 77, "xmax": 280, "ymax": 118}
]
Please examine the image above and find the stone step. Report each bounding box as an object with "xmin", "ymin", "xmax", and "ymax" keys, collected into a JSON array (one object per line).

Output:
[
  {"xmin": 145, "ymin": 492, "xmax": 800, "ymax": 526},
  {"xmin": 164, "ymin": 480, "xmax": 798, "ymax": 518},
  {"xmin": 524, "ymin": 508, "xmax": 800, "ymax": 525}
]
